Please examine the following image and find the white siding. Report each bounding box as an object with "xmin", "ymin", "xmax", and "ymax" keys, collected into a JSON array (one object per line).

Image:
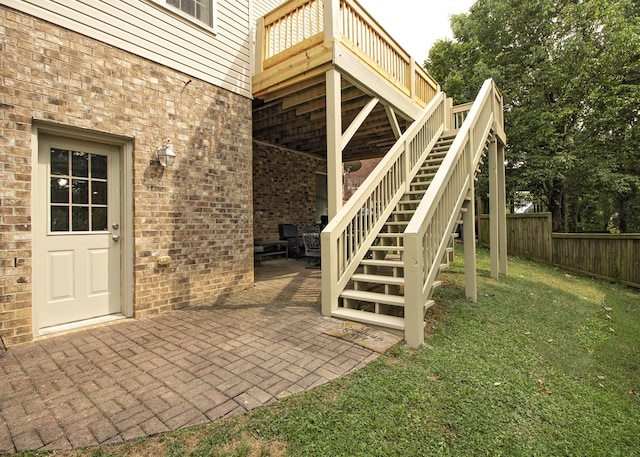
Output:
[
  {"xmin": 252, "ymin": 0, "xmax": 287, "ymax": 22},
  {"xmin": 2, "ymin": 0, "xmax": 252, "ymax": 98}
]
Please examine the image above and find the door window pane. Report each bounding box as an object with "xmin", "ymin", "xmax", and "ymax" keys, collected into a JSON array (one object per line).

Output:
[
  {"xmin": 51, "ymin": 148, "xmax": 69, "ymax": 175},
  {"xmin": 72, "ymin": 206, "xmax": 89, "ymax": 231},
  {"xmin": 72, "ymin": 151, "xmax": 89, "ymax": 178},
  {"xmin": 72, "ymin": 179, "xmax": 89, "ymax": 204},
  {"xmin": 51, "ymin": 206, "xmax": 69, "ymax": 232},
  {"xmin": 91, "ymin": 154, "xmax": 108, "ymax": 179},
  {"xmin": 51, "ymin": 177, "xmax": 70, "ymax": 203},
  {"xmin": 92, "ymin": 207, "xmax": 108, "ymax": 231},
  {"xmin": 92, "ymin": 180, "xmax": 107, "ymax": 205}
]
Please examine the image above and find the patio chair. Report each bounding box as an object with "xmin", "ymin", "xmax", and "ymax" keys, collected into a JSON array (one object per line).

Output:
[
  {"xmin": 278, "ymin": 224, "xmax": 304, "ymax": 258},
  {"xmin": 300, "ymin": 225, "xmax": 321, "ymax": 268}
]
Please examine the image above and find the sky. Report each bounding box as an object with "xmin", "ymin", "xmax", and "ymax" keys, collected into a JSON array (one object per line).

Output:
[{"xmin": 357, "ymin": 0, "xmax": 476, "ymax": 63}]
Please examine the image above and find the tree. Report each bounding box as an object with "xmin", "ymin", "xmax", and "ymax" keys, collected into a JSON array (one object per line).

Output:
[{"xmin": 426, "ymin": 0, "xmax": 640, "ymax": 232}]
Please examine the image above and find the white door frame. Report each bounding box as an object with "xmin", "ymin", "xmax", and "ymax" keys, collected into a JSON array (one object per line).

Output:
[{"xmin": 31, "ymin": 121, "xmax": 134, "ymax": 335}]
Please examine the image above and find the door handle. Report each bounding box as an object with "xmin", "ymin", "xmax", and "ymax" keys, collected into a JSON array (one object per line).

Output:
[{"xmin": 112, "ymin": 234, "xmax": 120, "ymax": 241}]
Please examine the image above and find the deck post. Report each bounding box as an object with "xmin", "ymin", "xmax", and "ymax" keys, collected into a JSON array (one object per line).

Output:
[
  {"xmin": 497, "ymin": 141, "xmax": 508, "ymax": 276},
  {"xmin": 326, "ymin": 68, "xmax": 342, "ymax": 219},
  {"xmin": 403, "ymin": 234, "xmax": 424, "ymax": 347},
  {"xmin": 444, "ymin": 97, "xmax": 453, "ymax": 131},
  {"xmin": 463, "ymin": 188, "xmax": 477, "ymax": 301},
  {"xmin": 488, "ymin": 138, "xmax": 500, "ymax": 279},
  {"xmin": 254, "ymin": 17, "xmax": 264, "ymax": 74},
  {"xmin": 324, "ymin": 0, "xmax": 340, "ymax": 42}
]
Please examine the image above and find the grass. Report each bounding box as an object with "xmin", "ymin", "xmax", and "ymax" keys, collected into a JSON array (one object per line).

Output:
[{"xmin": 18, "ymin": 247, "xmax": 640, "ymax": 456}]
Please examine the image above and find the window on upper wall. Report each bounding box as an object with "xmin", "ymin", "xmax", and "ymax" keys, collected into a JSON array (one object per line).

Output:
[{"xmin": 165, "ymin": 0, "xmax": 214, "ymax": 28}]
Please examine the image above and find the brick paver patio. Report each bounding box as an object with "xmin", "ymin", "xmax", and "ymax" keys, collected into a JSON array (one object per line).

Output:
[{"xmin": 0, "ymin": 260, "xmax": 380, "ymax": 454}]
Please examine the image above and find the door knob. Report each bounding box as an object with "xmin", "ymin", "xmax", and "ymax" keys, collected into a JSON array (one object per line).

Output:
[{"xmin": 112, "ymin": 234, "xmax": 120, "ymax": 241}]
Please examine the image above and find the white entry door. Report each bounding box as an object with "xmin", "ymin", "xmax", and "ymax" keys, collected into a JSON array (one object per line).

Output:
[{"xmin": 36, "ymin": 135, "xmax": 122, "ymax": 330}]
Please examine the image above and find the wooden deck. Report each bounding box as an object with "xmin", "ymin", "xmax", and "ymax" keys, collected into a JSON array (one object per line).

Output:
[{"xmin": 252, "ymin": 0, "xmax": 440, "ymax": 162}]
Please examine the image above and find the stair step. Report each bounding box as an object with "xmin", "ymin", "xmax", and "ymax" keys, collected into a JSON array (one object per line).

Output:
[
  {"xmin": 377, "ymin": 231, "xmax": 405, "ymax": 237},
  {"xmin": 386, "ymin": 221, "xmax": 409, "ymax": 227},
  {"xmin": 397, "ymin": 198, "xmax": 421, "ymax": 206},
  {"xmin": 413, "ymin": 174, "xmax": 435, "ymax": 181},
  {"xmin": 351, "ymin": 273, "xmax": 405, "ymax": 286},
  {"xmin": 331, "ymin": 308, "xmax": 406, "ymax": 331},
  {"xmin": 361, "ymin": 258, "xmax": 403, "ymax": 268},
  {"xmin": 368, "ymin": 245, "xmax": 404, "ymax": 252},
  {"xmin": 340, "ymin": 289, "xmax": 405, "ymax": 307}
]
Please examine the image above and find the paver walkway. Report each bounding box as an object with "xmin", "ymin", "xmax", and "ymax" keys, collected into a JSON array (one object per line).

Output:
[{"xmin": 0, "ymin": 260, "xmax": 380, "ymax": 454}]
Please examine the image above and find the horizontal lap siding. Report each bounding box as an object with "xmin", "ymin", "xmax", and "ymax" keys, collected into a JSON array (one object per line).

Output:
[
  {"xmin": 2, "ymin": 0, "xmax": 251, "ymax": 97},
  {"xmin": 253, "ymin": 0, "xmax": 287, "ymax": 21}
]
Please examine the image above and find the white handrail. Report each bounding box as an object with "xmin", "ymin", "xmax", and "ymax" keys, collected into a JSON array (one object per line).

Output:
[{"xmin": 403, "ymin": 79, "xmax": 502, "ymax": 346}]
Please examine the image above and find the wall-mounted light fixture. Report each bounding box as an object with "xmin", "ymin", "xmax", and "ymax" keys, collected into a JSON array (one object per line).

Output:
[
  {"xmin": 156, "ymin": 139, "xmax": 176, "ymax": 167},
  {"xmin": 343, "ymin": 160, "xmax": 362, "ymax": 175}
]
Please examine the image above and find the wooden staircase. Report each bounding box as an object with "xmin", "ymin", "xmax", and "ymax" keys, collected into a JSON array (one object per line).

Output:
[
  {"xmin": 331, "ymin": 132, "xmax": 468, "ymax": 332},
  {"xmin": 321, "ymin": 78, "xmax": 506, "ymax": 347}
]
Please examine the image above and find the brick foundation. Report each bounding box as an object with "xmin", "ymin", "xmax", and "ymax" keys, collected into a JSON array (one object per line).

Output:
[{"xmin": 252, "ymin": 141, "xmax": 327, "ymax": 242}]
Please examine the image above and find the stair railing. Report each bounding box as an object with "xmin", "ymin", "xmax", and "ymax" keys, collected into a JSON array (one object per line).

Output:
[
  {"xmin": 403, "ymin": 78, "xmax": 504, "ymax": 346},
  {"xmin": 321, "ymin": 92, "xmax": 447, "ymax": 316}
]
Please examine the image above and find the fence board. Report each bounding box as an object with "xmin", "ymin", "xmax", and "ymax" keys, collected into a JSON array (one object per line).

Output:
[
  {"xmin": 552, "ymin": 234, "xmax": 640, "ymax": 288},
  {"xmin": 479, "ymin": 213, "xmax": 640, "ymax": 288},
  {"xmin": 479, "ymin": 213, "xmax": 552, "ymax": 262}
]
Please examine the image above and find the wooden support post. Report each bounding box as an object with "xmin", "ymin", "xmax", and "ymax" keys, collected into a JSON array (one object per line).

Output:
[
  {"xmin": 463, "ymin": 189, "xmax": 477, "ymax": 301},
  {"xmin": 322, "ymin": 67, "xmax": 342, "ymax": 317},
  {"xmin": 403, "ymin": 234, "xmax": 424, "ymax": 347},
  {"xmin": 497, "ymin": 142, "xmax": 508, "ymax": 276},
  {"xmin": 326, "ymin": 68, "xmax": 342, "ymax": 219},
  {"xmin": 488, "ymin": 139, "xmax": 499, "ymax": 279}
]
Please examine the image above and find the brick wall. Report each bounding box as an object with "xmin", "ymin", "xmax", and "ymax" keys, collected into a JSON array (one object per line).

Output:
[
  {"xmin": 253, "ymin": 142, "xmax": 326, "ymax": 242},
  {"xmin": 0, "ymin": 6, "xmax": 254, "ymax": 345}
]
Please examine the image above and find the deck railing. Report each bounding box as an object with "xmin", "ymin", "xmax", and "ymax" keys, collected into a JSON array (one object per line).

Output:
[
  {"xmin": 260, "ymin": 0, "xmax": 325, "ymax": 69},
  {"xmin": 256, "ymin": 0, "xmax": 439, "ymax": 107},
  {"xmin": 451, "ymin": 102, "xmax": 473, "ymax": 129},
  {"xmin": 403, "ymin": 79, "xmax": 503, "ymax": 345}
]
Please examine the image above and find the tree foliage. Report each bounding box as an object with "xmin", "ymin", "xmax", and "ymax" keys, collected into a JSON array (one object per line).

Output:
[{"xmin": 426, "ymin": 0, "xmax": 640, "ymax": 232}]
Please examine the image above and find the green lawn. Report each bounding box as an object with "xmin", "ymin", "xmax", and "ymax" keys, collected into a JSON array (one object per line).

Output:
[{"xmin": 25, "ymin": 247, "xmax": 640, "ymax": 457}]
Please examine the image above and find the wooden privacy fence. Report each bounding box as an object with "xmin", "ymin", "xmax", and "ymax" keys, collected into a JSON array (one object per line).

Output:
[{"xmin": 479, "ymin": 213, "xmax": 640, "ymax": 288}]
